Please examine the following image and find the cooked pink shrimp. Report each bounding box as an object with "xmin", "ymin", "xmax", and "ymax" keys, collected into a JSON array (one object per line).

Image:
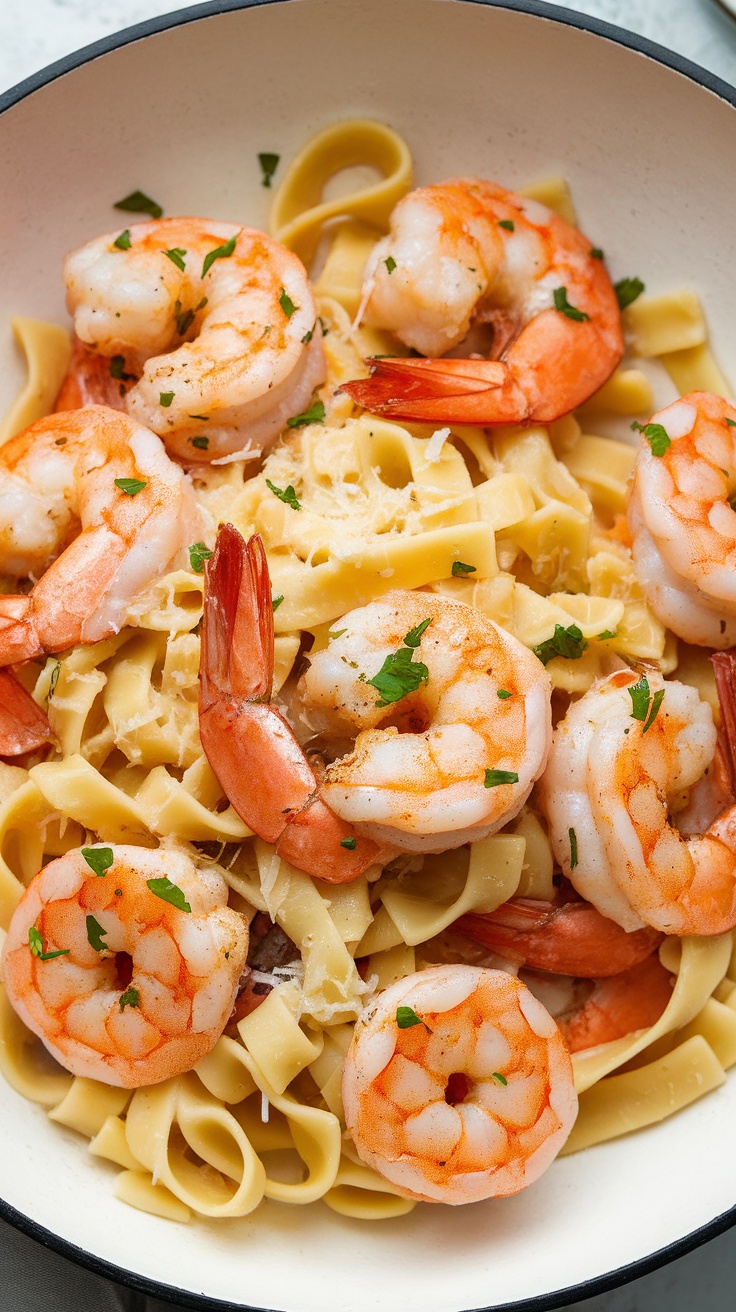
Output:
[
  {"xmin": 199, "ymin": 526, "xmax": 552, "ymax": 875},
  {"xmin": 628, "ymin": 392, "xmax": 736, "ymax": 647},
  {"xmin": 540, "ymin": 668, "xmax": 736, "ymax": 935},
  {"xmin": 522, "ymin": 953, "xmax": 674, "ymax": 1054},
  {"xmin": 455, "ymin": 884, "xmax": 663, "ymax": 978},
  {"xmin": 1, "ymin": 845, "xmax": 248, "ymax": 1088},
  {"xmin": 0, "ymin": 670, "xmax": 52, "ymax": 756},
  {"xmin": 0, "ymin": 406, "xmax": 201, "ymax": 665},
  {"xmin": 342, "ymin": 965, "xmax": 577, "ymax": 1204},
  {"xmin": 342, "ymin": 179, "xmax": 623, "ymax": 424},
  {"xmin": 63, "ymin": 218, "xmax": 325, "ymax": 462},
  {"xmin": 199, "ymin": 524, "xmax": 384, "ymax": 884}
]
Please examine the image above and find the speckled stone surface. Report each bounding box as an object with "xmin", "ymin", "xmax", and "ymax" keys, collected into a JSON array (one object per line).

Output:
[{"xmin": 0, "ymin": 1, "xmax": 735, "ymax": 1309}]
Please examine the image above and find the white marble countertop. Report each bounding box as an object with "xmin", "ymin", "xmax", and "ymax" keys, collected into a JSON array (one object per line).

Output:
[{"xmin": 0, "ymin": 1, "xmax": 735, "ymax": 1310}]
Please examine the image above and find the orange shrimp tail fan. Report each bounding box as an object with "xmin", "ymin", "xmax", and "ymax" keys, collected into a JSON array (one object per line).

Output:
[
  {"xmin": 200, "ymin": 524, "xmax": 274, "ymax": 707},
  {"xmin": 341, "ymin": 356, "xmax": 521, "ymax": 422},
  {"xmin": 0, "ymin": 669, "xmax": 52, "ymax": 756},
  {"xmin": 711, "ymin": 650, "xmax": 736, "ymax": 801}
]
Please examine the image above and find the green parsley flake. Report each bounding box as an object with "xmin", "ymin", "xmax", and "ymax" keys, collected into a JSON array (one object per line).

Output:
[
  {"xmin": 340, "ymin": 837, "xmax": 357, "ymax": 850},
  {"xmin": 28, "ymin": 925, "xmax": 70, "ymax": 961},
  {"xmin": 329, "ymin": 628, "xmax": 347, "ymax": 640},
  {"xmin": 484, "ymin": 769, "xmax": 519, "ymax": 787},
  {"xmin": 82, "ymin": 847, "xmax": 114, "ymax": 877},
  {"xmin": 631, "ymin": 420, "xmax": 671, "ymax": 457},
  {"xmin": 396, "ymin": 1005, "xmax": 423, "ymax": 1029},
  {"xmin": 159, "ymin": 391, "xmax": 175, "ymax": 407},
  {"xmin": 188, "ymin": 542, "xmax": 213, "ymax": 574},
  {"xmin": 191, "ymin": 435, "xmax": 209, "ymax": 450},
  {"xmin": 725, "ymin": 417, "xmax": 736, "ymax": 428},
  {"xmin": 384, "ymin": 256, "xmax": 397, "ymax": 274},
  {"xmin": 113, "ymin": 229, "xmax": 131, "ymax": 250},
  {"xmin": 286, "ymin": 400, "xmax": 326, "ymax": 429},
  {"xmin": 164, "ymin": 247, "xmax": 187, "ymax": 271},
  {"xmin": 48, "ymin": 661, "xmax": 60, "ymax": 698},
  {"xmin": 109, "ymin": 355, "xmax": 134, "ymax": 381},
  {"xmin": 272, "ymin": 595, "xmax": 284, "ymax": 611},
  {"xmin": 258, "ymin": 152, "xmax": 280, "ymax": 187},
  {"xmin": 279, "ymin": 287, "xmax": 298, "ymax": 317},
  {"xmin": 202, "ymin": 235, "xmax": 237, "ymax": 277},
  {"xmin": 86, "ymin": 915, "xmax": 108, "ymax": 952},
  {"xmin": 497, "ymin": 689, "xmax": 511, "ymax": 699},
  {"xmin": 628, "ymin": 675, "xmax": 666, "ymax": 733},
  {"xmin": 366, "ymin": 618, "xmax": 432, "ymax": 709},
  {"xmin": 569, "ymin": 827, "xmax": 578, "ymax": 870},
  {"xmin": 301, "ymin": 326, "xmax": 314, "ymax": 344},
  {"xmin": 590, "ymin": 247, "xmax": 604, "ymax": 260},
  {"xmin": 175, "ymin": 300, "xmax": 195, "ymax": 336},
  {"xmin": 113, "ymin": 190, "xmax": 163, "ymax": 219},
  {"xmin": 119, "ymin": 986, "xmax": 140, "ymax": 1012},
  {"xmin": 597, "ymin": 630, "xmax": 617, "ymax": 641},
  {"xmin": 498, "ymin": 219, "xmax": 515, "ymax": 232},
  {"xmin": 451, "ymin": 561, "xmax": 476, "ymax": 577},
  {"xmin": 491, "ymin": 1071, "xmax": 508, "ymax": 1085},
  {"xmin": 265, "ymin": 478, "xmax": 301, "ymax": 510},
  {"xmin": 146, "ymin": 877, "xmax": 192, "ymax": 913},
  {"xmin": 615, "ymin": 276, "xmax": 645, "ymax": 310},
  {"xmin": 114, "ymin": 478, "xmax": 147, "ymax": 496},
  {"xmin": 553, "ymin": 286, "xmax": 590, "ymax": 322},
  {"xmin": 533, "ymin": 623, "xmax": 588, "ymax": 665}
]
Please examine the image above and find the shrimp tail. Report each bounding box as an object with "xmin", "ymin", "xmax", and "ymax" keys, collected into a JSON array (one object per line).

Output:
[
  {"xmin": 0, "ymin": 597, "xmax": 43, "ymax": 665},
  {"xmin": 342, "ymin": 357, "xmax": 526, "ymax": 423},
  {"xmin": 0, "ymin": 669, "xmax": 52, "ymax": 756},
  {"xmin": 199, "ymin": 525, "xmax": 383, "ymax": 883},
  {"xmin": 711, "ymin": 650, "xmax": 736, "ymax": 798},
  {"xmin": 54, "ymin": 336, "xmax": 133, "ymax": 413},
  {"xmin": 560, "ymin": 953, "xmax": 674, "ymax": 1053},
  {"xmin": 455, "ymin": 895, "xmax": 663, "ymax": 977}
]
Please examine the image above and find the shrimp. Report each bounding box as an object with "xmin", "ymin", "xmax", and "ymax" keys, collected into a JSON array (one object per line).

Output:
[
  {"xmin": 0, "ymin": 406, "xmax": 201, "ymax": 665},
  {"xmin": 63, "ymin": 218, "xmax": 326, "ymax": 462},
  {"xmin": 54, "ymin": 336, "xmax": 135, "ymax": 413},
  {"xmin": 341, "ymin": 179, "xmax": 623, "ymax": 424},
  {"xmin": 628, "ymin": 392, "xmax": 736, "ymax": 648},
  {"xmin": 0, "ymin": 844, "xmax": 248, "ymax": 1088},
  {"xmin": 522, "ymin": 954, "xmax": 674, "ymax": 1054},
  {"xmin": 199, "ymin": 526, "xmax": 552, "ymax": 874},
  {"xmin": 540, "ymin": 668, "xmax": 736, "ymax": 936},
  {"xmin": 455, "ymin": 885, "xmax": 663, "ymax": 978},
  {"xmin": 0, "ymin": 670, "xmax": 52, "ymax": 756},
  {"xmin": 342, "ymin": 965, "xmax": 577, "ymax": 1204}
]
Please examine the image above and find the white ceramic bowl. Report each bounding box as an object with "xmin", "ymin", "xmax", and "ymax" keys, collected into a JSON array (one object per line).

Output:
[{"xmin": 1, "ymin": 2, "xmax": 736, "ymax": 1307}]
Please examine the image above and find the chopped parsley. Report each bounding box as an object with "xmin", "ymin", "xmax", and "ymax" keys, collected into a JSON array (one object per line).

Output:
[
  {"xmin": 569, "ymin": 827, "xmax": 578, "ymax": 870},
  {"xmin": 451, "ymin": 561, "xmax": 476, "ymax": 577},
  {"xmin": 384, "ymin": 256, "xmax": 397, "ymax": 274},
  {"xmin": 265, "ymin": 478, "xmax": 301, "ymax": 510},
  {"xmin": 286, "ymin": 400, "xmax": 326, "ymax": 429},
  {"xmin": 258, "ymin": 152, "xmax": 280, "ymax": 187},
  {"xmin": 484, "ymin": 769, "xmax": 519, "ymax": 787},
  {"xmin": 631, "ymin": 419, "xmax": 670, "ymax": 457},
  {"xmin": 119, "ymin": 986, "xmax": 140, "ymax": 1012},
  {"xmin": 164, "ymin": 247, "xmax": 187, "ymax": 271},
  {"xmin": 628, "ymin": 675, "xmax": 665, "ymax": 733},
  {"xmin": 491, "ymin": 1071, "xmax": 508, "ymax": 1085},
  {"xmin": 109, "ymin": 355, "xmax": 134, "ymax": 381},
  {"xmin": 396, "ymin": 1005, "xmax": 428, "ymax": 1030},
  {"xmin": 340, "ymin": 837, "xmax": 357, "ymax": 850},
  {"xmin": 329, "ymin": 628, "xmax": 347, "ymax": 640},
  {"xmin": 590, "ymin": 247, "xmax": 604, "ymax": 260},
  {"xmin": 553, "ymin": 286, "xmax": 590, "ymax": 322},
  {"xmin": 533, "ymin": 623, "xmax": 588, "ymax": 665},
  {"xmin": 82, "ymin": 847, "xmax": 114, "ymax": 877},
  {"xmin": 366, "ymin": 618, "xmax": 431, "ymax": 708},
  {"xmin": 188, "ymin": 542, "xmax": 213, "ymax": 574},
  {"xmin": 113, "ymin": 229, "xmax": 131, "ymax": 250},
  {"xmin": 113, "ymin": 190, "xmax": 163, "ymax": 219},
  {"xmin": 597, "ymin": 629, "xmax": 617, "ymax": 641},
  {"xmin": 191, "ymin": 435, "xmax": 209, "ymax": 450},
  {"xmin": 202, "ymin": 235, "xmax": 237, "ymax": 277},
  {"xmin": 159, "ymin": 391, "xmax": 175, "ymax": 407},
  {"xmin": 272, "ymin": 595, "xmax": 284, "ymax": 611},
  {"xmin": 48, "ymin": 661, "xmax": 61, "ymax": 698},
  {"xmin": 615, "ymin": 276, "xmax": 645, "ymax": 310},
  {"xmin": 28, "ymin": 926, "xmax": 70, "ymax": 961},
  {"xmin": 497, "ymin": 689, "xmax": 511, "ymax": 699},
  {"xmin": 86, "ymin": 915, "xmax": 108, "ymax": 953},
  {"xmin": 301, "ymin": 326, "xmax": 314, "ymax": 344},
  {"xmin": 146, "ymin": 877, "xmax": 192, "ymax": 913},
  {"xmin": 279, "ymin": 287, "xmax": 297, "ymax": 317},
  {"xmin": 498, "ymin": 219, "xmax": 515, "ymax": 232},
  {"xmin": 114, "ymin": 478, "xmax": 146, "ymax": 496},
  {"xmin": 725, "ymin": 417, "xmax": 736, "ymax": 428}
]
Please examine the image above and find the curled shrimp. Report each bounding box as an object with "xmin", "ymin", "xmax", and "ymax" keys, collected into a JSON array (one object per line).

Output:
[
  {"xmin": 0, "ymin": 670, "xmax": 52, "ymax": 757},
  {"xmin": 0, "ymin": 406, "xmax": 201, "ymax": 665},
  {"xmin": 628, "ymin": 392, "xmax": 736, "ymax": 647},
  {"xmin": 522, "ymin": 954, "xmax": 674, "ymax": 1054},
  {"xmin": 342, "ymin": 179, "xmax": 623, "ymax": 424},
  {"xmin": 455, "ymin": 885, "xmax": 663, "ymax": 978},
  {"xmin": 1, "ymin": 844, "xmax": 248, "ymax": 1088},
  {"xmin": 63, "ymin": 219, "xmax": 325, "ymax": 462},
  {"xmin": 199, "ymin": 525, "xmax": 552, "ymax": 873},
  {"xmin": 540, "ymin": 668, "xmax": 736, "ymax": 936},
  {"xmin": 342, "ymin": 965, "xmax": 577, "ymax": 1204},
  {"xmin": 199, "ymin": 524, "xmax": 384, "ymax": 883}
]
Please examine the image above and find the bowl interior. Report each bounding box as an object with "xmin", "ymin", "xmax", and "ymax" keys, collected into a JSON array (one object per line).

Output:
[{"xmin": 1, "ymin": 1, "xmax": 736, "ymax": 1308}]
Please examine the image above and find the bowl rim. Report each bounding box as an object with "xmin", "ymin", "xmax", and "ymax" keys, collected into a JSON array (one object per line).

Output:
[{"xmin": 1, "ymin": 0, "xmax": 735, "ymax": 1308}]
